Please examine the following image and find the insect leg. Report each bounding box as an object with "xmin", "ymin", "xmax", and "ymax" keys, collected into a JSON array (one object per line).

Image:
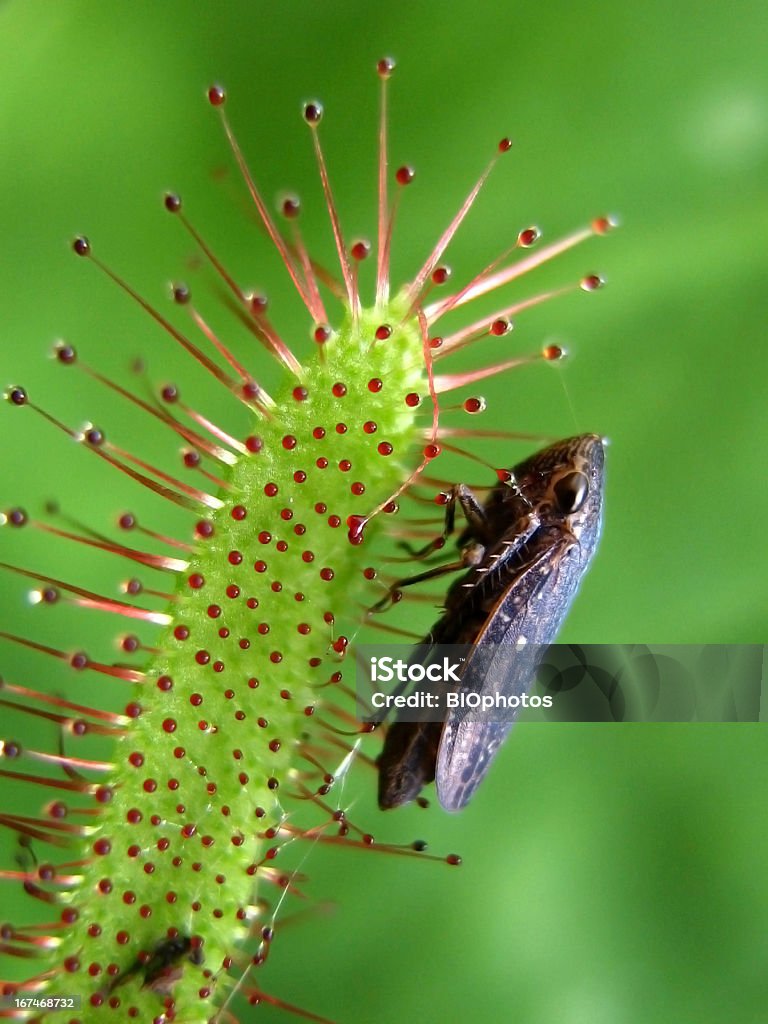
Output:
[
  {"xmin": 369, "ymin": 481, "xmax": 495, "ymax": 612},
  {"xmin": 367, "ymin": 557, "xmax": 471, "ymax": 614},
  {"xmin": 398, "ymin": 482, "xmax": 492, "ymax": 561},
  {"xmin": 453, "ymin": 483, "xmax": 492, "ymax": 538}
]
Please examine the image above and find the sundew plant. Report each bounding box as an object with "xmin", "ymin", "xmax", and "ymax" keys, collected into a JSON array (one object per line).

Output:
[{"xmin": 0, "ymin": 61, "xmax": 613, "ymax": 1022}]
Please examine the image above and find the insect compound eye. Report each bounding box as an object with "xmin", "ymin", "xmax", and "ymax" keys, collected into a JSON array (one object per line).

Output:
[{"xmin": 552, "ymin": 471, "xmax": 589, "ymax": 514}]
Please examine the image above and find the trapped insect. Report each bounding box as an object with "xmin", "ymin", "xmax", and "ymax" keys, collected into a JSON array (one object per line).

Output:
[
  {"xmin": 107, "ymin": 934, "xmax": 203, "ymax": 997},
  {"xmin": 377, "ymin": 433, "xmax": 605, "ymax": 811}
]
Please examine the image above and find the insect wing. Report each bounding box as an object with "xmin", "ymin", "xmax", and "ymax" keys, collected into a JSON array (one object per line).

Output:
[
  {"xmin": 436, "ymin": 518, "xmax": 600, "ymax": 811},
  {"xmin": 434, "ymin": 536, "xmax": 564, "ymax": 810}
]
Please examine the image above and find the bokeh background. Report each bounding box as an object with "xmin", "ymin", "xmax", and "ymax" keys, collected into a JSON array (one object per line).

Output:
[{"xmin": 1, "ymin": 2, "xmax": 766, "ymax": 1022}]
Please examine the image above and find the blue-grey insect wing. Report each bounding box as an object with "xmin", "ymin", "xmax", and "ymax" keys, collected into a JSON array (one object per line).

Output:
[
  {"xmin": 435, "ymin": 609, "xmax": 546, "ymax": 812},
  {"xmin": 436, "ymin": 434, "xmax": 605, "ymax": 811}
]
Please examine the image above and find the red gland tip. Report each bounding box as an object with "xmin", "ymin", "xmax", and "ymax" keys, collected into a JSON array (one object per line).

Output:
[
  {"xmin": 207, "ymin": 84, "xmax": 226, "ymax": 107},
  {"xmin": 580, "ymin": 273, "xmax": 604, "ymax": 292},
  {"xmin": 498, "ymin": 137, "xmax": 513, "ymax": 153},
  {"xmin": 542, "ymin": 344, "xmax": 566, "ymax": 361},
  {"xmin": 592, "ymin": 214, "xmax": 618, "ymax": 235},
  {"xmin": 82, "ymin": 426, "xmax": 105, "ymax": 447},
  {"xmin": 347, "ymin": 515, "xmax": 367, "ymax": 544},
  {"xmin": 518, "ymin": 226, "xmax": 540, "ymax": 247},
  {"xmin": 172, "ymin": 283, "xmax": 190, "ymax": 304},
  {"xmin": 463, "ymin": 396, "xmax": 486, "ymax": 413},
  {"xmin": 351, "ymin": 239, "xmax": 371, "ymax": 261},
  {"xmin": 72, "ymin": 236, "xmax": 90, "ymax": 257},
  {"xmin": 280, "ymin": 194, "xmax": 301, "ymax": 219},
  {"xmin": 377, "ymin": 57, "xmax": 396, "ymax": 79},
  {"xmin": 164, "ymin": 192, "xmax": 182, "ymax": 213},
  {"xmin": 4, "ymin": 507, "xmax": 28, "ymax": 526},
  {"xmin": 54, "ymin": 341, "xmax": 77, "ymax": 364},
  {"xmin": 303, "ymin": 101, "xmax": 323, "ymax": 125},
  {"xmin": 7, "ymin": 386, "xmax": 28, "ymax": 406},
  {"xmin": 395, "ymin": 165, "xmax": 415, "ymax": 186}
]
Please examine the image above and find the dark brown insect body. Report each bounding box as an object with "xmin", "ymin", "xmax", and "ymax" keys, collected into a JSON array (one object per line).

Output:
[{"xmin": 106, "ymin": 934, "xmax": 203, "ymax": 997}]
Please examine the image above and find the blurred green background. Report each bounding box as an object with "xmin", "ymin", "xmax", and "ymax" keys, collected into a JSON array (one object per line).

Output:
[{"xmin": 0, "ymin": 2, "xmax": 765, "ymax": 1022}]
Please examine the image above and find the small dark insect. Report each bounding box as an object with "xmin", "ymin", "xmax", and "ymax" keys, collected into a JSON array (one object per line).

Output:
[
  {"xmin": 107, "ymin": 933, "xmax": 203, "ymax": 996},
  {"xmin": 377, "ymin": 434, "xmax": 605, "ymax": 811}
]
